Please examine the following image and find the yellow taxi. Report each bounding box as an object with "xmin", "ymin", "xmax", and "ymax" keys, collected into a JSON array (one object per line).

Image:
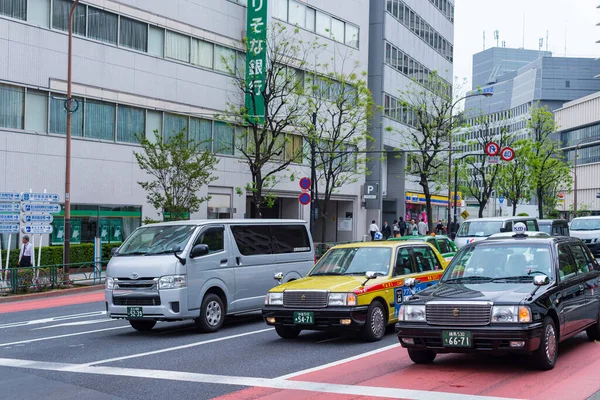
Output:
[{"xmin": 262, "ymin": 241, "xmax": 448, "ymax": 341}]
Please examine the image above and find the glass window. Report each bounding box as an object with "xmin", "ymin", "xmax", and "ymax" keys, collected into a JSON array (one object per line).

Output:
[
  {"xmin": 164, "ymin": 113, "xmax": 188, "ymax": 141},
  {"xmin": 193, "ymin": 227, "xmax": 224, "ymax": 253},
  {"xmin": 558, "ymin": 245, "xmax": 577, "ymax": 280},
  {"xmin": 118, "ymin": 224, "xmax": 197, "ymax": 255},
  {"xmin": 0, "ymin": 84, "xmax": 24, "ymax": 129},
  {"xmin": 305, "ymin": 7, "xmax": 316, "ymax": 32},
  {"xmin": 271, "ymin": 225, "xmax": 311, "ymax": 254},
  {"xmin": 331, "ymin": 18, "xmax": 344, "ymax": 41},
  {"xmin": 25, "ymin": 90, "xmax": 48, "ymax": 132},
  {"xmin": 0, "ymin": 0, "xmax": 26, "ymax": 20},
  {"xmin": 526, "ymin": 220, "xmax": 537, "ymax": 231},
  {"xmin": 145, "ymin": 110, "xmax": 162, "ymax": 143},
  {"xmin": 191, "ymin": 39, "xmax": 213, "ymax": 69},
  {"xmin": 148, "ymin": 26, "xmax": 164, "ymax": 57},
  {"xmin": 52, "ymin": 0, "xmax": 86, "ymax": 35},
  {"xmin": 386, "ymin": 0, "xmax": 393, "ymax": 13},
  {"xmin": 316, "ymin": 11, "xmax": 331, "ymax": 37},
  {"xmin": 311, "ymin": 247, "xmax": 391, "ymax": 276},
  {"xmin": 437, "ymin": 239, "xmax": 451, "ymax": 254},
  {"xmin": 288, "ymin": 0, "xmax": 306, "ymax": 28},
  {"xmin": 214, "ymin": 121, "xmax": 234, "ymax": 155},
  {"xmin": 394, "ymin": 248, "xmax": 413, "ymax": 276},
  {"xmin": 49, "ymin": 95, "xmax": 83, "ymax": 136},
  {"xmin": 165, "ymin": 30, "xmax": 190, "ymax": 62},
  {"xmin": 456, "ymin": 220, "xmax": 504, "ymax": 238},
  {"xmin": 272, "ymin": 0, "xmax": 288, "ymax": 20},
  {"xmin": 391, "ymin": 47, "xmax": 397, "ymax": 68},
  {"xmin": 285, "ymin": 134, "xmax": 303, "ymax": 163},
  {"xmin": 214, "ymin": 45, "xmax": 236, "ymax": 74},
  {"xmin": 117, "ymin": 105, "xmax": 145, "ymax": 143},
  {"xmin": 189, "ymin": 117, "xmax": 212, "ymax": 151},
  {"xmin": 385, "ymin": 43, "xmax": 391, "ymax": 65},
  {"xmin": 231, "ymin": 225, "xmax": 272, "ymax": 256},
  {"xmin": 85, "ymin": 100, "xmax": 115, "ymax": 141},
  {"xmin": 345, "ymin": 24, "xmax": 359, "ymax": 47},
  {"xmin": 119, "ymin": 16, "xmax": 148, "ymax": 52},
  {"xmin": 236, "ymin": 51, "xmax": 246, "ymax": 77},
  {"xmin": 28, "ymin": 0, "xmax": 50, "ymax": 27},
  {"xmin": 571, "ymin": 245, "xmax": 591, "ymax": 274},
  {"xmin": 88, "ymin": 7, "xmax": 118, "ymax": 45}
]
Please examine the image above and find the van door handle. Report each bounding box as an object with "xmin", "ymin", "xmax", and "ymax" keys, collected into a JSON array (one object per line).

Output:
[
  {"xmin": 236, "ymin": 256, "xmax": 241, "ymax": 265},
  {"xmin": 220, "ymin": 258, "xmax": 228, "ymax": 265}
]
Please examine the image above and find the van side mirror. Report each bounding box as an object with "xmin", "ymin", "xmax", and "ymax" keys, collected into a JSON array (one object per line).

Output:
[
  {"xmin": 190, "ymin": 244, "xmax": 209, "ymax": 259},
  {"xmin": 533, "ymin": 274, "xmax": 550, "ymax": 286}
]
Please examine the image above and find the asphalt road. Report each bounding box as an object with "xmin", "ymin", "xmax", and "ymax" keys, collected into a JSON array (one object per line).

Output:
[{"xmin": 2, "ymin": 292, "xmax": 600, "ymax": 400}]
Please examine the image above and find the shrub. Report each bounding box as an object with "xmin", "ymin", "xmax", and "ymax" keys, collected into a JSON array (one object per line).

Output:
[
  {"xmin": 517, "ymin": 212, "xmax": 529, "ymax": 216},
  {"xmin": 1, "ymin": 242, "xmax": 122, "ymax": 268}
]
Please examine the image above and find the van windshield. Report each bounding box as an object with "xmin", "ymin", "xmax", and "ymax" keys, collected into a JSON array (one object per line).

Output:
[
  {"xmin": 117, "ymin": 225, "xmax": 198, "ymax": 256},
  {"xmin": 309, "ymin": 247, "xmax": 391, "ymax": 276},
  {"xmin": 456, "ymin": 221, "xmax": 503, "ymax": 238},
  {"xmin": 571, "ymin": 219, "xmax": 600, "ymax": 231}
]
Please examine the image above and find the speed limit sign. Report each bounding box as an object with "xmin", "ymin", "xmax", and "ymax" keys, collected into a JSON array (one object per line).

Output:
[
  {"xmin": 485, "ymin": 142, "xmax": 500, "ymax": 156},
  {"xmin": 500, "ymin": 147, "xmax": 515, "ymax": 161}
]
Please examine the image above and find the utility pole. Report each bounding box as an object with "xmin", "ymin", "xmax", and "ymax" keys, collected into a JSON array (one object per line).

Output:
[{"xmin": 309, "ymin": 112, "xmax": 317, "ymax": 235}]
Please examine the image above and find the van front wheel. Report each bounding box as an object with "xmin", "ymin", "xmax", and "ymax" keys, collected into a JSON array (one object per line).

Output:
[
  {"xmin": 129, "ymin": 320, "xmax": 156, "ymax": 331},
  {"xmin": 195, "ymin": 294, "xmax": 225, "ymax": 333}
]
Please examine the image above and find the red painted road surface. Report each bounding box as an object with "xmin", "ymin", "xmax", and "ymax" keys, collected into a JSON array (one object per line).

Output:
[
  {"xmin": 0, "ymin": 291, "xmax": 104, "ymax": 314},
  {"xmin": 216, "ymin": 335, "xmax": 600, "ymax": 400}
]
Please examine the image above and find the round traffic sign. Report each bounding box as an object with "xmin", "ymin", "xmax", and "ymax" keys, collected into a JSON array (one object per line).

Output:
[
  {"xmin": 485, "ymin": 142, "xmax": 500, "ymax": 156},
  {"xmin": 500, "ymin": 147, "xmax": 515, "ymax": 161},
  {"xmin": 298, "ymin": 192, "xmax": 311, "ymax": 205},
  {"xmin": 299, "ymin": 177, "xmax": 311, "ymax": 190}
]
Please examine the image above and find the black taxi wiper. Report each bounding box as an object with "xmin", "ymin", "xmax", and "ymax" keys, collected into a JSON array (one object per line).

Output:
[
  {"xmin": 443, "ymin": 276, "xmax": 493, "ymax": 283},
  {"xmin": 310, "ymin": 272, "xmax": 342, "ymax": 276},
  {"xmin": 491, "ymin": 276, "xmax": 533, "ymax": 282}
]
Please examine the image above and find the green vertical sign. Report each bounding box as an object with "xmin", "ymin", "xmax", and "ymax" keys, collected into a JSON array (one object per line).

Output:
[
  {"xmin": 71, "ymin": 218, "xmax": 82, "ymax": 244},
  {"xmin": 245, "ymin": 0, "xmax": 268, "ymax": 124},
  {"xmin": 110, "ymin": 219, "xmax": 123, "ymax": 243},
  {"xmin": 52, "ymin": 219, "xmax": 65, "ymax": 245},
  {"xmin": 99, "ymin": 218, "xmax": 110, "ymax": 243}
]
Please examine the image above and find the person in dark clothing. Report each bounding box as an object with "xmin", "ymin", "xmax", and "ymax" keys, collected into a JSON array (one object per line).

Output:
[
  {"xmin": 398, "ymin": 217, "xmax": 406, "ymax": 236},
  {"xmin": 436, "ymin": 220, "xmax": 443, "ymax": 235},
  {"xmin": 382, "ymin": 221, "xmax": 392, "ymax": 240}
]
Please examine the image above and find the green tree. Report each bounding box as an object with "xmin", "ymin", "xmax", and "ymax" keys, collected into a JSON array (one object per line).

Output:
[
  {"xmin": 496, "ymin": 141, "xmax": 532, "ymax": 216},
  {"xmin": 525, "ymin": 106, "xmax": 572, "ymax": 219},
  {"xmin": 135, "ymin": 130, "xmax": 218, "ymax": 221}
]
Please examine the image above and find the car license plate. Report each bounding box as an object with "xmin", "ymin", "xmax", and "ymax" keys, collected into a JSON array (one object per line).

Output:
[
  {"xmin": 442, "ymin": 330, "xmax": 472, "ymax": 347},
  {"xmin": 127, "ymin": 307, "xmax": 143, "ymax": 318},
  {"xmin": 293, "ymin": 311, "xmax": 314, "ymax": 325}
]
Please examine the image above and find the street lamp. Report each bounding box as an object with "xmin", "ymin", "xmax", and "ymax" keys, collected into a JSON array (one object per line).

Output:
[
  {"xmin": 573, "ymin": 137, "xmax": 600, "ymax": 217},
  {"xmin": 446, "ymin": 91, "xmax": 493, "ymax": 235},
  {"xmin": 63, "ymin": 0, "xmax": 80, "ymax": 274}
]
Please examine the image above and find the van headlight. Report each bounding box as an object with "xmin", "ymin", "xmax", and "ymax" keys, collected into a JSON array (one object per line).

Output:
[
  {"xmin": 492, "ymin": 305, "xmax": 532, "ymax": 323},
  {"xmin": 105, "ymin": 277, "xmax": 114, "ymax": 290},
  {"xmin": 265, "ymin": 292, "xmax": 283, "ymax": 305},
  {"xmin": 158, "ymin": 275, "xmax": 186, "ymax": 289},
  {"xmin": 399, "ymin": 305, "xmax": 426, "ymax": 322},
  {"xmin": 328, "ymin": 293, "xmax": 358, "ymax": 306}
]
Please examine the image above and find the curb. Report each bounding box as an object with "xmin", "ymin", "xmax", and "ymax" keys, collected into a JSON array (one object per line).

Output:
[{"xmin": 0, "ymin": 285, "xmax": 104, "ymax": 303}]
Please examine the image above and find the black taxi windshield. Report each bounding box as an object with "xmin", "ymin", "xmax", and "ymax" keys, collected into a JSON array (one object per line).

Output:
[
  {"xmin": 309, "ymin": 247, "xmax": 392, "ymax": 277},
  {"xmin": 117, "ymin": 224, "xmax": 198, "ymax": 256},
  {"xmin": 456, "ymin": 221, "xmax": 503, "ymax": 238},
  {"xmin": 441, "ymin": 243, "xmax": 553, "ymax": 283}
]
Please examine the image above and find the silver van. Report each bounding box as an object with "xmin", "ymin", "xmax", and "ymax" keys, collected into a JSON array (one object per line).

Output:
[
  {"xmin": 570, "ymin": 216, "xmax": 600, "ymax": 256},
  {"xmin": 105, "ymin": 219, "xmax": 314, "ymax": 333},
  {"xmin": 454, "ymin": 216, "xmax": 539, "ymax": 248}
]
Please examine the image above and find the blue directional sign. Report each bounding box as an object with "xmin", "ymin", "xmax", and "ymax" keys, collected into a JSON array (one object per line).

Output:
[
  {"xmin": 22, "ymin": 225, "xmax": 53, "ymax": 234},
  {"xmin": 0, "ymin": 203, "xmax": 20, "ymax": 212},
  {"xmin": 0, "ymin": 224, "xmax": 20, "ymax": 234},
  {"xmin": 22, "ymin": 214, "xmax": 53, "ymax": 224},
  {"xmin": 0, "ymin": 214, "xmax": 20, "ymax": 223},
  {"xmin": 0, "ymin": 192, "xmax": 21, "ymax": 202},
  {"xmin": 499, "ymin": 196, "xmax": 505, "ymax": 204},
  {"xmin": 21, "ymin": 203, "xmax": 61, "ymax": 213},
  {"xmin": 21, "ymin": 193, "xmax": 60, "ymax": 202}
]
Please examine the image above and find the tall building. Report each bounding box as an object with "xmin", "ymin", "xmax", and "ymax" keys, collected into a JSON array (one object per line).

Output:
[
  {"xmin": 367, "ymin": 0, "xmax": 455, "ymax": 226},
  {"xmin": 0, "ymin": 0, "xmax": 370, "ymax": 248}
]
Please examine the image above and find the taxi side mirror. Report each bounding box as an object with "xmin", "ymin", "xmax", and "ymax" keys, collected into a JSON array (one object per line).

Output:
[
  {"xmin": 274, "ymin": 272, "xmax": 284, "ymax": 284},
  {"xmin": 533, "ymin": 274, "xmax": 550, "ymax": 286},
  {"xmin": 404, "ymin": 277, "xmax": 417, "ymax": 288}
]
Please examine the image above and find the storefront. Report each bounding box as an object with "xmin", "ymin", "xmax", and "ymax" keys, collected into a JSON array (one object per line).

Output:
[{"xmin": 405, "ymin": 192, "xmax": 450, "ymax": 223}]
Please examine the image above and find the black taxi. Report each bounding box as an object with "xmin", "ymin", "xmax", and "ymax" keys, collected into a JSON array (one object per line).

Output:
[{"xmin": 395, "ymin": 225, "xmax": 600, "ymax": 370}]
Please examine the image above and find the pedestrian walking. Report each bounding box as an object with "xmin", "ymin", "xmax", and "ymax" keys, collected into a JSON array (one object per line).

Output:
[
  {"xmin": 399, "ymin": 217, "xmax": 406, "ymax": 236},
  {"xmin": 436, "ymin": 220, "xmax": 443, "ymax": 235},
  {"xmin": 19, "ymin": 235, "xmax": 33, "ymax": 268},
  {"xmin": 393, "ymin": 220, "xmax": 400, "ymax": 238},
  {"xmin": 409, "ymin": 219, "xmax": 418, "ymax": 235},
  {"xmin": 417, "ymin": 218, "xmax": 427, "ymax": 235},
  {"xmin": 382, "ymin": 221, "xmax": 392, "ymax": 240},
  {"xmin": 369, "ymin": 220, "xmax": 379, "ymax": 241}
]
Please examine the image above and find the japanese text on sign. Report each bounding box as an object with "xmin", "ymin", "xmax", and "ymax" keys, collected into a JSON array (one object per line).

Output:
[{"xmin": 245, "ymin": 0, "xmax": 268, "ymax": 123}]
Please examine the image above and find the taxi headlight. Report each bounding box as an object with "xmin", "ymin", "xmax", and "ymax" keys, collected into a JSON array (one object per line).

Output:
[
  {"xmin": 492, "ymin": 305, "xmax": 532, "ymax": 323},
  {"xmin": 328, "ymin": 293, "xmax": 358, "ymax": 306},
  {"xmin": 105, "ymin": 277, "xmax": 114, "ymax": 290},
  {"xmin": 265, "ymin": 292, "xmax": 283, "ymax": 305},
  {"xmin": 403, "ymin": 305, "xmax": 426, "ymax": 322},
  {"xmin": 158, "ymin": 275, "xmax": 186, "ymax": 289}
]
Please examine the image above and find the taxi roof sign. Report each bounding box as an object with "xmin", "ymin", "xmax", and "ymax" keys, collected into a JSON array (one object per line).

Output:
[{"xmin": 513, "ymin": 222, "xmax": 527, "ymax": 236}]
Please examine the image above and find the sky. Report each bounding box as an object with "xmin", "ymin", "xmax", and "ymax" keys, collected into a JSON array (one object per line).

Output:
[{"xmin": 453, "ymin": 0, "xmax": 599, "ymax": 92}]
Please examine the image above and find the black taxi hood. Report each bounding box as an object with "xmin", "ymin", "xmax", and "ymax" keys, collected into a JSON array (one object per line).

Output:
[{"xmin": 411, "ymin": 281, "xmax": 541, "ymax": 304}]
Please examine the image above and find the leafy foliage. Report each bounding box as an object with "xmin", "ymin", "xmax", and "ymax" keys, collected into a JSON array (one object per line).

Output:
[{"xmin": 496, "ymin": 142, "xmax": 532, "ymax": 216}]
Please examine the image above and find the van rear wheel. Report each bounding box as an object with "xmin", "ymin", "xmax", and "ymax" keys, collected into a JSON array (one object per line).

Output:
[
  {"xmin": 129, "ymin": 320, "xmax": 156, "ymax": 331},
  {"xmin": 195, "ymin": 294, "xmax": 225, "ymax": 333}
]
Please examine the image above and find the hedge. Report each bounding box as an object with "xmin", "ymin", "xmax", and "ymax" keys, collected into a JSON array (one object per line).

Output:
[{"xmin": 0, "ymin": 242, "xmax": 121, "ymax": 268}]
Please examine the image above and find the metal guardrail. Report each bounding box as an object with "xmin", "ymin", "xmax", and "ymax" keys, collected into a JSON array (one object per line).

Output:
[{"xmin": 0, "ymin": 262, "xmax": 105, "ymax": 295}]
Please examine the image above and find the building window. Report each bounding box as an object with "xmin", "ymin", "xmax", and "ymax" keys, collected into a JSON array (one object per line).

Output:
[
  {"xmin": 164, "ymin": 113, "xmax": 188, "ymax": 141},
  {"xmin": 88, "ymin": 7, "xmax": 118, "ymax": 45},
  {"xmin": 148, "ymin": 25, "xmax": 164, "ymax": 57},
  {"xmin": 331, "ymin": 18, "xmax": 344, "ymax": 41},
  {"xmin": 145, "ymin": 110, "xmax": 162, "ymax": 143},
  {"xmin": 566, "ymin": 80, "xmax": 571, "ymax": 88},
  {"xmin": 316, "ymin": 11, "xmax": 331, "ymax": 37},
  {"xmin": 117, "ymin": 105, "xmax": 145, "ymax": 143},
  {"xmin": 214, "ymin": 121, "xmax": 234, "ymax": 155},
  {"xmin": 28, "ymin": 0, "xmax": 50, "ymax": 28},
  {"xmin": 52, "ymin": 0, "xmax": 86, "ymax": 36},
  {"xmin": 85, "ymin": 100, "xmax": 115, "ymax": 141},
  {"xmin": 191, "ymin": 38, "xmax": 214, "ymax": 69},
  {"xmin": 25, "ymin": 90, "xmax": 48, "ymax": 132},
  {"xmin": 286, "ymin": 134, "xmax": 303, "ymax": 163},
  {"xmin": 119, "ymin": 16, "xmax": 148, "ymax": 52},
  {"xmin": 0, "ymin": 84, "xmax": 24, "ymax": 129},
  {"xmin": 214, "ymin": 45, "xmax": 236, "ymax": 74},
  {"xmin": 273, "ymin": 0, "xmax": 288, "ymax": 20},
  {"xmin": 189, "ymin": 117, "xmax": 212, "ymax": 151},
  {"xmin": 50, "ymin": 95, "xmax": 83, "ymax": 136},
  {"xmin": 0, "ymin": 0, "xmax": 27, "ymax": 20},
  {"xmin": 288, "ymin": 0, "xmax": 306, "ymax": 29},
  {"xmin": 345, "ymin": 24, "xmax": 359, "ymax": 48},
  {"xmin": 165, "ymin": 30, "xmax": 190, "ymax": 62}
]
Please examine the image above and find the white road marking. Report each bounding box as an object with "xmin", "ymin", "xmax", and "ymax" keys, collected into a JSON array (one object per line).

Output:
[
  {"xmin": 31, "ymin": 319, "xmax": 117, "ymax": 330},
  {"xmin": 84, "ymin": 328, "xmax": 273, "ymax": 366},
  {"xmin": 0, "ymin": 357, "xmax": 525, "ymax": 400},
  {"xmin": 0, "ymin": 326, "xmax": 129, "ymax": 347},
  {"xmin": 0, "ymin": 311, "xmax": 106, "ymax": 329},
  {"xmin": 277, "ymin": 343, "xmax": 400, "ymax": 379}
]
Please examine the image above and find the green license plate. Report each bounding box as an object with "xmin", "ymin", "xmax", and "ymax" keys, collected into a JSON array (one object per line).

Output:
[
  {"xmin": 127, "ymin": 307, "xmax": 143, "ymax": 318},
  {"xmin": 442, "ymin": 330, "xmax": 472, "ymax": 347},
  {"xmin": 293, "ymin": 311, "xmax": 314, "ymax": 325}
]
